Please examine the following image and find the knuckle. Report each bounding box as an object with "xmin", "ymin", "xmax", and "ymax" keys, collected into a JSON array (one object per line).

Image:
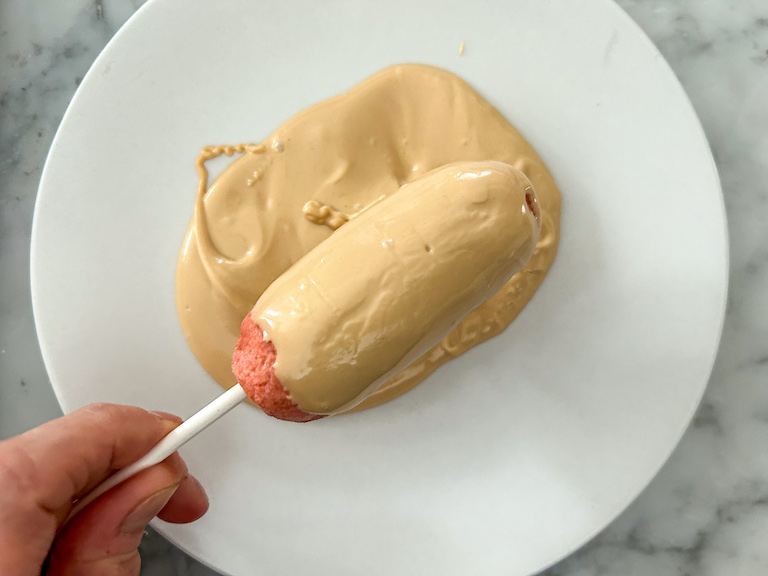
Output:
[{"xmin": 0, "ymin": 441, "xmax": 37, "ymax": 493}]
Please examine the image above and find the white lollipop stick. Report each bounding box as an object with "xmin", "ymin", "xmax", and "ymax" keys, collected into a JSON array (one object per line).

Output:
[{"xmin": 65, "ymin": 383, "xmax": 248, "ymax": 524}]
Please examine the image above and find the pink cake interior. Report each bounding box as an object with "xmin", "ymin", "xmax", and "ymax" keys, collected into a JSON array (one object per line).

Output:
[{"xmin": 232, "ymin": 315, "xmax": 323, "ymax": 423}]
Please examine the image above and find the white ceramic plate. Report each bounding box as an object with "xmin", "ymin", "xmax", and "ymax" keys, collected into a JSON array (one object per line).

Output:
[{"xmin": 31, "ymin": 0, "xmax": 727, "ymax": 574}]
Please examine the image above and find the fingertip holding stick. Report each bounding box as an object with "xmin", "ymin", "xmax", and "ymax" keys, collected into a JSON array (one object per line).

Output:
[{"xmin": 65, "ymin": 384, "xmax": 248, "ymax": 524}]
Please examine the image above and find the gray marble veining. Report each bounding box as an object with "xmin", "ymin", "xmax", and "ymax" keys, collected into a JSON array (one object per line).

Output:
[{"xmin": 1, "ymin": 0, "xmax": 766, "ymax": 574}]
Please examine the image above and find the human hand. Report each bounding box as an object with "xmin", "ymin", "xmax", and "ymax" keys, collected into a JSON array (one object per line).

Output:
[{"xmin": 0, "ymin": 403, "xmax": 209, "ymax": 576}]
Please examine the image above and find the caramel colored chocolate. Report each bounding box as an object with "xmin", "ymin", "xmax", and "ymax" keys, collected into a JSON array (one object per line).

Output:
[
  {"xmin": 175, "ymin": 64, "xmax": 561, "ymax": 413},
  {"xmin": 251, "ymin": 161, "xmax": 540, "ymax": 414}
]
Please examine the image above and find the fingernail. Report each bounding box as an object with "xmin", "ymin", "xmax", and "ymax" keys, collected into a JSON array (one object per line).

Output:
[
  {"xmin": 149, "ymin": 410, "xmax": 183, "ymax": 433},
  {"xmin": 121, "ymin": 484, "xmax": 178, "ymax": 534}
]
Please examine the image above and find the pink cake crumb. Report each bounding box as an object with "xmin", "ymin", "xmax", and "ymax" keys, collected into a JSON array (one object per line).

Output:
[{"xmin": 232, "ymin": 314, "xmax": 323, "ymax": 423}]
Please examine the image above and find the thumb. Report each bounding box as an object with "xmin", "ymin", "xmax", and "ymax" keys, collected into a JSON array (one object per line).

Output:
[{"xmin": 47, "ymin": 454, "xmax": 186, "ymax": 576}]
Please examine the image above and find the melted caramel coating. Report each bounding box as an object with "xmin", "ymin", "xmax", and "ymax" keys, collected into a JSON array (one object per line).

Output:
[{"xmin": 175, "ymin": 64, "xmax": 561, "ymax": 414}]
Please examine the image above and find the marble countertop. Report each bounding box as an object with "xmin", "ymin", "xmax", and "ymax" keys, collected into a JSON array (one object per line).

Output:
[{"xmin": 1, "ymin": 0, "xmax": 767, "ymax": 574}]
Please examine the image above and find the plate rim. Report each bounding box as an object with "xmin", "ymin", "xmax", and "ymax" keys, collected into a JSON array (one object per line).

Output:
[{"xmin": 30, "ymin": 0, "xmax": 729, "ymax": 574}]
